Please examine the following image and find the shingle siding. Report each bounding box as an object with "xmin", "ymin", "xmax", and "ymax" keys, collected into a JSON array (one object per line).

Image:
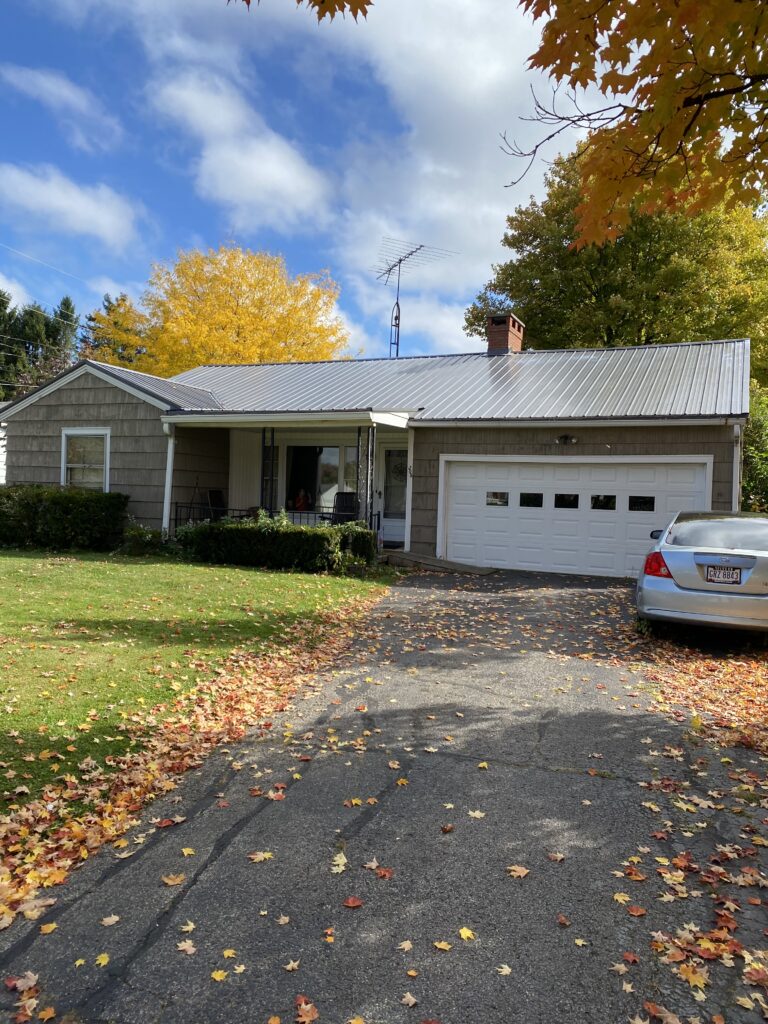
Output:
[
  {"xmin": 5, "ymin": 372, "xmax": 169, "ymax": 529},
  {"xmin": 409, "ymin": 424, "xmax": 735, "ymax": 557}
]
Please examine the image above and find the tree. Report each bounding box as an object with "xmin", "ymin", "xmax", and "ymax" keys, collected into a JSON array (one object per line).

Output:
[
  {"xmin": 233, "ymin": 0, "xmax": 371, "ymax": 20},
  {"xmin": 742, "ymin": 381, "xmax": 768, "ymax": 512},
  {"xmin": 465, "ymin": 154, "xmax": 768, "ymax": 375},
  {"xmin": 0, "ymin": 293, "xmax": 79, "ymax": 399},
  {"xmin": 511, "ymin": 0, "xmax": 768, "ymax": 246},
  {"xmin": 83, "ymin": 246, "xmax": 350, "ymax": 378}
]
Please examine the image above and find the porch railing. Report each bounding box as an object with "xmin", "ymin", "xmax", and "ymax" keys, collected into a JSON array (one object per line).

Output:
[{"xmin": 173, "ymin": 503, "xmax": 380, "ymax": 535}]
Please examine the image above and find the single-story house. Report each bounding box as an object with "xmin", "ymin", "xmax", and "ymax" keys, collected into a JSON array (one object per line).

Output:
[{"xmin": 0, "ymin": 316, "xmax": 749, "ymax": 577}]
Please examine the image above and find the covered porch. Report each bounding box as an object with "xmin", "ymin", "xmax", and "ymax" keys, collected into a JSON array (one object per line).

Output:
[{"xmin": 160, "ymin": 410, "xmax": 412, "ymax": 547}]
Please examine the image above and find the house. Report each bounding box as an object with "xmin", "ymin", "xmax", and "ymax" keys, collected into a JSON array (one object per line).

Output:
[
  {"xmin": 0, "ymin": 316, "xmax": 749, "ymax": 577},
  {"xmin": 0, "ymin": 402, "xmax": 8, "ymax": 485}
]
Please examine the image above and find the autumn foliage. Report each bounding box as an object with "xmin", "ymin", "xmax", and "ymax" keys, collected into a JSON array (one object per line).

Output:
[{"xmin": 84, "ymin": 247, "xmax": 350, "ymax": 378}]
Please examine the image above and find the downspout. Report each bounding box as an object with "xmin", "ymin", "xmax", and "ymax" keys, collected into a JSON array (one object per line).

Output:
[
  {"xmin": 732, "ymin": 422, "xmax": 743, "ymax": 512},
  {"xmin": 162, "ymin": 422, "xmax": 176, "ymax": 537},
  {"xmin": 404, "ymin": 426, "xmax": 414, "ymax": 552}
]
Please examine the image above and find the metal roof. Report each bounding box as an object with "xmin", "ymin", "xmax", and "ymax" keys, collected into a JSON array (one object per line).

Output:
[
  {"xmin": 89, "ymin": 361, "xmax": 222, "ymax": 410},
  {"xmin": 170, "ymin": 339, "xmax": 749, "ymax": 421}
]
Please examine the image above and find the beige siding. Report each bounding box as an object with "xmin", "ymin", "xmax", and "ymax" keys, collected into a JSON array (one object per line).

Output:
[
  {"xmin": 5, "ymin": 371, "xmax": 168, "ymax": 528},
  {"xmin": 409, "ymin": 424, "xmax": 735, "ymax": 556}
]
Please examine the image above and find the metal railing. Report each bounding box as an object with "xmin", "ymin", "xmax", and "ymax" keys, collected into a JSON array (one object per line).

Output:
[{"xmin": 173, "ymin": 503, "xmax": 380, "ymax": 534}]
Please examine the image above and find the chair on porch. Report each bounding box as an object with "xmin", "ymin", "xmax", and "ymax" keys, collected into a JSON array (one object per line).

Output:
[{"xmin": 320, "ymin": 491, "xmax": 359, "ymax": 525}]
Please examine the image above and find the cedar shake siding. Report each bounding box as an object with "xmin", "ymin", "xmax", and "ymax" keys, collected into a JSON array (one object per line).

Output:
[
  {"xmin": 409, "ymin": 424, "xmax": 736, "ymax": 557},
  {"xmin": 172, "ymin": 428, "xmax": 229, "ymax": 507},
  {"xmin": 5, "ymin": 372, "xmax": 169, "ymax": 528}
]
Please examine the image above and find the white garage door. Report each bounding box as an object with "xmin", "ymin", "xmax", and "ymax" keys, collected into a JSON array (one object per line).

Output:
[{"xmin": 443, "ymin": 459, "xmax": 710, "ymax": 577}]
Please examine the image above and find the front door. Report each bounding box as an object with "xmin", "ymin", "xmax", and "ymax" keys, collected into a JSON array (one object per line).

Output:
[{"xmin": 378, "ymin": 448, "xmax": 408, "ymax": 545}]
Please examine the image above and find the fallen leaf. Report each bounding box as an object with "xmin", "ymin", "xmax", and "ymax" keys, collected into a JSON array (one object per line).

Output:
[
  {"xmin": 506, "ymin": 865, "xmax": 529, "ymax": 879},
  {"xmin": 398, "ymin": 940, "xmax": 413, "ymax": 952},
  {"xmin": 162, "ymin": 874, "xmax": 185, "ymax": 887},
  {"xmin": 458, "ymin": 927, "xmax": 476, "ymax": 941},
  {"xmin": 248, "ymin": 851, "xmax": 274, "ymax": 862},
  {"xmin": 233, "ymin": 964, "xmax": 246, "ymax": 974},
  {"xmin": 343, "ymin": 896, "xmax": 364, "ymax": 909},
  {"xmin": 95, "ymin": 953, "xmax": 109, "ymax": 967},
  {"xmin": 74, "ymin": 959, "xmax": 85, "ymax": 968},
  {"xmin": 181, "ymin": 848, "xmax": 195, "ymax": 857},
  {"xmin": 223, "ymin": 949, "xmax": 236, "ymax": 958},
  {"xmin": 627, "ymin": 906, "xmax": 647, "ymax": 917},
  {"xmin": 101, "ymin": 915, "xmax": 120, "ymax": 927},
  {"xmin": 468, "ymin": 810, "xmax": 485, "ymax": 819},
  {"xmin": 40, "ymin": 922, "xmax": 57, "ymax": 934},
  {"xmin": 433, "ymin": 941, "xmax": 452, "ymax": 951},
  {"xmin": 177, "ymin": 940, "xmax": 196, "ymax": 955},
  {"xmin": 556, "ymin": 914, "xmax": 571, "ymax": 927},
  {"xmin": 211, "ymin": 970, "xmax": 228, "ymax": 982},
  {"xmin": 613, "ymin": 892, "xmax": 631, "ymax": 905},
  {"xmin": 574, "ymin": 938, "xmax": 588, "ymax": 947},
  {"xmin": 283, "ymin": 960, "xmax": 300, "ymax": 972},
  {"xmin": 496, "ymin": 964, "xmax": 512, "ymax": 975},
  {"xmin": 401, "ymin": 992, "xmax": 418, "ymax": 1007},
  {"xmin": 547, "ymin": 852, "xmax": 566, "ymax": 863},
  {"xmin": 276, "ymin": 914, "xmax": 290, "ymax": 925},
  {"xmin": 477, "ymin": 761, "xmax": 489, "ymax": 770},
  {"xmin": 180, "ymin": 920, "xmax": 195, "ymax": 933},
  {"xmin": 38, "ymin": 1010, "xmax": 56, "ymax": 1022},
  {"xmin": 331, "ymin": 851, "xmax": 348, "ymax": 874}
]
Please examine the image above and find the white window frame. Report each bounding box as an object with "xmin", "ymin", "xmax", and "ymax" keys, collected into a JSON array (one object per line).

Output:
[{"xmin": 60, "ymin": 427, "xmax": 111, "ymax": 492}]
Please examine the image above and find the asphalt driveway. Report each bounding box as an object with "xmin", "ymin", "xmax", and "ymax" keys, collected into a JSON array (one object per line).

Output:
[{"xmin": 1, "ymin": 571, "xmax": 766, "ymax": 1024}]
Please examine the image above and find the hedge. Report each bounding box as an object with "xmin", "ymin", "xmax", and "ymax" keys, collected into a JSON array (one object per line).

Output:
[
  {"xmin": 177, "ymin": 516, "xmax": 377, "ymax": 573},
  {"xmin": 0, "ymin": 485, "xmax": 130, "ymax": 551}
]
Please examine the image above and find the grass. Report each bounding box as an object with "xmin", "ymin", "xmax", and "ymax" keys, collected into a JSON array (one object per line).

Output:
[{"xmin": 0, "ymin": 550, "xmax": 387, "ymax": 802}]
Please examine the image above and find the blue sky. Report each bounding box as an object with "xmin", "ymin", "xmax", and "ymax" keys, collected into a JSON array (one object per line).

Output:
[{"xmin": 0, "ymin": 0, "xmax": 570, "ymax": 360}]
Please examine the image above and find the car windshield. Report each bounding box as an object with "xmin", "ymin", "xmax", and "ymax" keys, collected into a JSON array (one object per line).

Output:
[{"xmin": 667, "ymin": 517, "xmax": 768, "ymax": 550}]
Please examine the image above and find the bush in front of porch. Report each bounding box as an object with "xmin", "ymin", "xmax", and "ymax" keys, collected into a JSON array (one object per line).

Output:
[{"xmin": 177, "ymin": 515, "xmax": 377, "ymax": 572}]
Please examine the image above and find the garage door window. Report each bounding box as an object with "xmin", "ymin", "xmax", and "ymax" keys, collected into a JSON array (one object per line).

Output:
[
  {"xmin": 554, "ymin": 493, "xmax": 579, "ymax": 509},
  {"xmin": 486, "ymin": 492, "xmax": 509, "ymax": 506},
  {"xmin": 591, "ymin": 494, "xmax": 616, "ymax": 511},
  {"xmin": 519, "ymin": 492, "xmax": 543, "ymax": 507},
  {"xmin": 628, "ymin": 495, "xmax": 655, "ymax": 512}
]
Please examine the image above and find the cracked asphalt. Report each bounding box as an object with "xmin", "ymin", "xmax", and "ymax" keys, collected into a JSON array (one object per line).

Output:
[{"xmin": 1, "ymin": 570, "xmax": 766, "ymax": 1024}]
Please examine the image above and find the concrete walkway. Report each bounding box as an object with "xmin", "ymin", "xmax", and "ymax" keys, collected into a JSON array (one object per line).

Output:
[{"xmin": 1, "ymin": 571, "xmax": 766, "ymax": 1024}]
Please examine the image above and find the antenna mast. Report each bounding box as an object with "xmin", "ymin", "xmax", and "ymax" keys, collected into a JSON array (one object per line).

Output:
[{"xmin": 374, "ymin": 237, "xmax": 455, "ymax": 358}]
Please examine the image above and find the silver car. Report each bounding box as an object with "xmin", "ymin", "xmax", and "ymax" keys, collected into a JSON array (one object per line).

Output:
[{"xmin": 636, "ymin": 511, "xmax": 768, "ymax": 631}]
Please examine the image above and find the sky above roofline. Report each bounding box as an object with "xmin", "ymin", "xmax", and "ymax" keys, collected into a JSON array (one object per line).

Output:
[{"xmin": 0, "ymin": 0, "xmax": 580, "ymax": 368}]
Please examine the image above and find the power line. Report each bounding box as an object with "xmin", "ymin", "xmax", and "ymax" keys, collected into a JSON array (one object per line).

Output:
[{"xmin": 0, "ymin": 240, "xmax": 94, "ymax": 287}]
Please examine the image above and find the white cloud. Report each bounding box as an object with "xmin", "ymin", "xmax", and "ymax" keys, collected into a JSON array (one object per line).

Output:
[
  {"xmin": 0, "ymin": 271, "xmax": 30, "ymax": 308},
  {"xmin": 151, "ymin": 70, "xmax": 330, "ymax": 233},
  {"xmin": 0, "ymin": 164, "xmax": 140, "ymax": 251},
  {"xmin": 0, "ymin": 64, "xmax": 123, "ymax": 152}
]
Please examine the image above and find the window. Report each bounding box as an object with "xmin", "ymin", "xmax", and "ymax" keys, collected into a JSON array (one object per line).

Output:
[
  {"xmin": 519, "ymin": 492, "xmax": 543, "ymax": 508},
  {"xmin": 554, "ymin": 493, "xmax": 579, "ymax": 509},
  {"xmin": 629, "ymin": 495, "xmax": 655, "ymax": 512},
  {"xmin": 486, "ymin": 491, "xmax": 509, "ymax": 507},
  {"xmin": 591, "ymin": 494, "xmax": 616, "ymax": 511},
  {"xmin": 285, "ymin": 445, "xmax": 359, "ymax": 511},
  {"xmin": 61, "ymin": 429, "xmax": 109, "ymax": 491}
]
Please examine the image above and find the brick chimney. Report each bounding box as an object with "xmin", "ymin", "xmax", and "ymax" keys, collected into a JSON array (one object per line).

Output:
[{"xmin": 486, "ymin": 313, "xmax": 524, "ymax": 355}]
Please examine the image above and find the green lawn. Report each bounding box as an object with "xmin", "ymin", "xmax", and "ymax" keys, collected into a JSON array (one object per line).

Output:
[{"xmin": 0, "ymin": 550, "xmax": 385, "ymax": 801}]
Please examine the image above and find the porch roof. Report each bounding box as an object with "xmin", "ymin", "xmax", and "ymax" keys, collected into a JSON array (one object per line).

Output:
[{"xmin": 162, "ymin": 409, "xmax": 414, "ymax": 429}]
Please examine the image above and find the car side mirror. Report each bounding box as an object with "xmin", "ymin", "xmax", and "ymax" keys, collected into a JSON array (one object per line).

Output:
[{"xmin": 649, "ymin": 529, "xmax": 663, "ymax": 540}]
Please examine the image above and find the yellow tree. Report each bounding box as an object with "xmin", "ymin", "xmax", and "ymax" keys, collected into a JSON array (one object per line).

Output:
[
  {"xmin": 84, "ymin": 247, "xmax": 350, "ymax": 377},
  {"xmin": 511, "ymin": 0, "xmax": 768, "ymax": 246}
]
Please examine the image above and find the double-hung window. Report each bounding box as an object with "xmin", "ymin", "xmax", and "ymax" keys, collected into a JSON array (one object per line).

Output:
[{"xmin": 61, "ymin": 428, "xmax": 110, "ymax": 491}]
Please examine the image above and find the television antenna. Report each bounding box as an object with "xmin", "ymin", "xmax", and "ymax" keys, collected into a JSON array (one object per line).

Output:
[{"xmin": 374, "ymin": 237, "xmax": 456, "ymax": 357}]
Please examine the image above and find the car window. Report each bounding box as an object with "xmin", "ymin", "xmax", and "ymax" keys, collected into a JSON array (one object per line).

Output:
[{"xmin": 667, "ymin": 518, "xmax": 768, "ymax": 549}]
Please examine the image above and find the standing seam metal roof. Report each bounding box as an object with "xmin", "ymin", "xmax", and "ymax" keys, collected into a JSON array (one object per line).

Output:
[{"xmin": 168, "ymin": 339, "xmax": 749, "ymax": 421}]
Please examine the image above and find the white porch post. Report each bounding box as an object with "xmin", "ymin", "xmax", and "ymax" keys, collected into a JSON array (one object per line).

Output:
[
  {"xmin": 404, "ymin": 426, "xmax": 414, "ymax": 551},
  {"xmin": 161, "ymin": 423, "xmax": 176, "ymax": 536}
]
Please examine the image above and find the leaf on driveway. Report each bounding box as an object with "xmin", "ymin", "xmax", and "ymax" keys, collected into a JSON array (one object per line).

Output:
[
  {"xmin": 506, "ymin": 865, "xmax": 529, "ymax": 879},
  {"xmin": 283, "ymin": 960, "xmax": 300, "ymax": 972},
  {"xmin": 248, "ymin": 851, "xmax": 273, "ymax": 862},
  {"xmin": 458, "ymin": 927, "xmax": 476, "ymax": 941},
  {"xmin": 180, "ymin": 920, "xmax": 195, "ymax": 933},
  {"xmin": 433, "ymin": 941, "xmax": 452, "ymax": 951},
  {"xmin": 401, "ymin": 992, "xmax": 418, "ymax": 1007},
  {"xmin": 398, "ymin": 940, "xmax": 413, "ymax": 951},
  {"xmin": 343, "ymin": 896, "xmax": 363, "ymax": 909},
  {"xmin": 468, "ymin": 810, "xmax": 485, "ymax": 819},
  {"xmin": 177, "ymin": 939, "xmax": 196, "ymax": 955},
  {"xmin": 211, "ymin": 970, "xmax": 228, "ymax": 982},
  {"xmin": 162, "ymin": 873, "xmax": 185, "ymax": 887},
  {"xmin": 101, "ymin": 915, "xmax": 120, "ymax": 926},
  {"xmin": 496, "ymin": 964, "xmax": 512, "ymax": 975},
  {"xmin": 95, "ymin": 953, "xmax": 110, "ymax": 967},
  {"xmin": 39, "ymin": 923, "xmax": 57, "ymax": 934}
]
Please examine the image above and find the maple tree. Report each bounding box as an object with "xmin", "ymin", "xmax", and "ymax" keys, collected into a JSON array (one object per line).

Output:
[
  {"xmin": 465, "ymin": 152, "xmax": 768, "ymax": 372},
  {"xmin": 233, "ymin": 0, "xmax": 372, "ymax": 19},
  {"xmin": 83, "ymin": 246, "xmax": 349, "ymax": 378},
  {"xmin": 511, "ymin": 0, "xmax": 768, "ymax": 246}
]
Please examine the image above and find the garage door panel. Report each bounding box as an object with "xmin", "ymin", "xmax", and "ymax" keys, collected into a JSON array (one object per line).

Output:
[{"xmin": 444, "ymin": 459, "xmax": 709, "ymax": 578}]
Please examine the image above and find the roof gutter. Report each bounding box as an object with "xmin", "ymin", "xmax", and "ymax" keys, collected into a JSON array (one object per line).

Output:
[
  {"xmin": 411, "ymin": 416, "xmax": 747, "ymax": 429},
  {"xmin": 161, "ymin": 409, "xmax": 415, "ymax": 429}
]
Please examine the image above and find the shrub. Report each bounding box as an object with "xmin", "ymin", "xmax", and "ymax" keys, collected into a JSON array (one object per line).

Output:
[
  {"xmin": 177, "ymin": 517, "xmax": 343, "ymax": 573},
  {"xmin": 0, "ymin": 485, "xmax": 129, "ymax": 551},
  {"xmin": 334, "ymin": 520, "xmax": 378, "ymax": 564},
  {"xmin": 120, "ymin": 519, "xmax": 166, "ymax": 555},
  {"xmin": 743, "ymin": 380, "xmax": 768, "ymax": 512}
]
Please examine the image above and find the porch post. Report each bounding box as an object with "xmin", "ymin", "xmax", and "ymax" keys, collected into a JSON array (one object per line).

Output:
[
  {"xmin": 161, "ymin": 423, "xmax": 176, "ymax": 537},
  {"xmin": 260, "ymin": 428, "xmax": 266, "ymax": 508},
  {"xmin": 366, "ymin": 424, "xmax": 376, "ymax": 528}
]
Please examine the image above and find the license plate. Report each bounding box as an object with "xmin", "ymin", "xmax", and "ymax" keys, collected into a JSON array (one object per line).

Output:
[{"xmin": 705, "ymin": 565, "xmax": 741, "ymax": 584}]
